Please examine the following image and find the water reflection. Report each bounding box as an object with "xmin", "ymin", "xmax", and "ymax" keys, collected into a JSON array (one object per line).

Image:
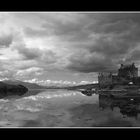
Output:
[{"xmin": 99, "ymin": 93, "xmax": 140, "ymax": 119}]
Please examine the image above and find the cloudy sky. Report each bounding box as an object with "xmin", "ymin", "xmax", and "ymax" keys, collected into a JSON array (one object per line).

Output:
[{"xmin": 0, "ymin": 12, "xmax": 140, "ymax": 85}]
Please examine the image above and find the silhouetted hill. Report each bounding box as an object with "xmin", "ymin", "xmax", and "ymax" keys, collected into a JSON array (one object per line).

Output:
[
  {"xmin": 0, "ymin": 81, "xmax": 28, "ymax": 98},
  {"xmin": 2, "ymin": 80, "xmax": 47, "ymax": 89}
]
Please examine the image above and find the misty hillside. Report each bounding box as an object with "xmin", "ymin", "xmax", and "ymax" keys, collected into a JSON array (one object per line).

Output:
[
  {"xmin": 65, "ymin": 83, "xmax": 99, "ymax": 90},
  {"xmin": 2, "ymin": 80, "xmax": 47, "ymax": 89},
  {"xmin": 1, "ymin": 80, "xmax": 99, "ymax": 90}
]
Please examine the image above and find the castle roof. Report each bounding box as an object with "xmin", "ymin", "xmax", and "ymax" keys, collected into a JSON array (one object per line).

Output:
[{"xmin": 120, "ymin": 63, "xmax": 137, "ymax": 70}]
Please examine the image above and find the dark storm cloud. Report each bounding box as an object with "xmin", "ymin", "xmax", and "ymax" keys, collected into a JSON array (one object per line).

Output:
[
  {"xmin": 0, "ymin": 34, "xmax": 13, "ymax": 47},
  {"xmin": 12, "ymin": 42, "xmax": 58, "ymax": 66},
  {"xmin": 126, "ymin": 49, "xmax": 140, "ymax": 62},
  {"xmin": 24, "ymin": 27, "xmax": 50, "ymax": 38},
  {"xmin": 11, "ymin": 13, "xmax": 140, "ymax": 73},
  {"xmin": 42, "ymin": 21, "xmax": 82, "ymax": 36},
  {"xmin": 67, "ymin": 50, "xmax": 118, "ymax": 73},
  {"xmin": 67, "ymin": 61, "xmax": 117, "ymax": 73},
  {"xmin": 23, "ymin": 13, "xmax": 91, "ymax": 42},
  {"xmin": 16, "ymin": 45, "xmax": 41, "ymax": 60},
  {"xmin": 67, "ymin": 13, "xmax": 140, "ymax": 73},
  {"xmin": 41, "ymin": 51, "xmax": 58, "ymax": 64}
]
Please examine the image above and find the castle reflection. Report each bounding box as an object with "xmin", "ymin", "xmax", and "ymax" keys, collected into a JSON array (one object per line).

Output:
[{"xmin": 99, "ymin": 94, "xmax": 140, "ymax": 119}]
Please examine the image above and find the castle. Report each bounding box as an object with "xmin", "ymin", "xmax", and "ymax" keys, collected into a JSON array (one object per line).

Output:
[
  {"xmin": 118, "ymin": 63, "xmax": 138, "ymax": 79},
  {"xmin": 98, "ymin": 63, "xmax": 140, "ymax": 88}
]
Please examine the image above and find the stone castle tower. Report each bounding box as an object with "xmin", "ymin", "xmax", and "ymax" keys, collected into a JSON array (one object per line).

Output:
[
  {"xmin": 98, "ymin": 63, "xmax": 138, "ymax": 88},
  {"xmin": 118, "ymin": 63, "xmax": 138, "ymax": 79}
]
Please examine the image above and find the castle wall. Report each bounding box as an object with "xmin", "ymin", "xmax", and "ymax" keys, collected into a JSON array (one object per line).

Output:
[
  {"xmin": 98, "ymin": 63, "xmax": 139, "ymax": 88},
  {"xmin": 133, "ymin": 67, "xmax": 138, "ymax": 77},
  {"xmin": 98, "ymin": 72, "xmax": 113, "ymax": 88},
  {"xmin": 118, "ymin": 64, "xmax": 138, "ymax": 79}
]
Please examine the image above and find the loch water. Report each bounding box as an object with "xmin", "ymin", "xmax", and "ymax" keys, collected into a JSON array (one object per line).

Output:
[{"xmin": 0, "ymin": 89, "xmax": 140, "ymax": 127}]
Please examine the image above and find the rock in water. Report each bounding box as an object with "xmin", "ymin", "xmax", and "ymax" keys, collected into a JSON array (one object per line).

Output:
[{"xmin": 0, "ymin": 82, "xmax": 28, "ymax": 98}]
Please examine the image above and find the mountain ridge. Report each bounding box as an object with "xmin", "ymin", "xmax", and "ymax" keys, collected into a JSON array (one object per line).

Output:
[{"xmin": 2, "ymin": 80, "xmax": 47, "ymax": 89}]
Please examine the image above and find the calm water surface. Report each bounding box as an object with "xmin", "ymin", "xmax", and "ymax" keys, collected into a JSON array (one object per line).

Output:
[{"xmin": 0, "ymin": 89, "xmax": 140, "ymax": 127}]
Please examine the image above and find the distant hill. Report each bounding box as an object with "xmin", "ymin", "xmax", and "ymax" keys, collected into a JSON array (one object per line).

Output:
[
  {"xmin": 65, "ymin": 83, "xmax": 99, "ymax": 90},
  {"xmin": 1, "ymin": 80, "xmax": 99, "ymax": 90},
  {"xmin": 2, "ymin": 80, "xmax": 47, "ymax": 89}
]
